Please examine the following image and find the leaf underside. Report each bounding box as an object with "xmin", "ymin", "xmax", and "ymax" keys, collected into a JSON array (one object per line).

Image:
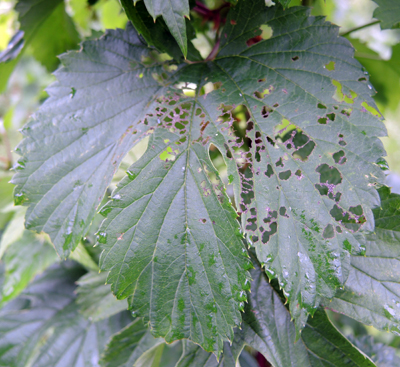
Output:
[{"xmin": 13, "ymin": 0, "xmax": 387, "ymax": 351}]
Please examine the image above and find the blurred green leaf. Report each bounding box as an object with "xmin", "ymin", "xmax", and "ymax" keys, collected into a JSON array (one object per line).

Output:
[
  {"xmin": 0, "ymin": 230, "xmax": 57, "ymax": 306},
  {"xmin": 76, "ymin": 271, "xmax": 128, "ymax": 321},
  {"xmin": 351, "ymin": 38, "xmax": 400, "ymax": 111},
  {"xmin": 0, "ymin": 263, "xmax": 131, "ymax": 367},
  {"xmin": 0, "ymin": 0, "xmax": 79, "ymax": 93},
  {"xmin": 373, "ymin": 0, "xmax": 400, "ymax": 29}
]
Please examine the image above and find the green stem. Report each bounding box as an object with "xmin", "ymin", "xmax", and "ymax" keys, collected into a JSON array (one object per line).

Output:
[{"xmin": 340, "ymin": 20, "xmax": 381, "ymax": 37}]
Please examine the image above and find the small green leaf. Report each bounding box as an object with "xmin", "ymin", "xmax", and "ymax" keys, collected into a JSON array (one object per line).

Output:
[
  {"xmin": 324, "ymin": 186, "xmax": 400, "ymax": 335},
  {"xmin": 98, "ymin": 101, "xmax": 251, "ymax": 356},
  {"xmin": 76, "ymin": 271, "xmax": 128, "ymax": 321},
  {"xmin": 373, "ymin": 0, "xmax": 400, "ymax": 29}
]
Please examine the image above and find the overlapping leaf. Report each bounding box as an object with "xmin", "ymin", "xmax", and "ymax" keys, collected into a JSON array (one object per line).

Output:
[
  {"xmin": 176, "ymin": 339, "xmax": 244, "ymax": 366},
  {"xmin": 100, "ymin": 319, "xmax": 164, "ymax": 367},
  {"xmin": 76, "ymin": 271, "xmax": 128, "ymax": 321},
  {"xmin": 170, "ymin": 0, "xmax": 387, "ymax": 331},
  {"xmin": 324, "ymin": 186, "xmax": 400, "ymax": 335},
  {"xmin": 98, "ymin": 100, "xmax": 252, "ymax": 355},
  {"xmin": 134, "ymin": 0, "xmax": 190, "ymax": 57},
  {"xmin": 373, "ymin": 0, "xmax": 400, "ymax": 29},
  {"xmin": 350, "ymin": 335, "xmax": 400, "ymax": 367},
  {"xmin": 241, "ymin": 265, "xmax": 375, "ymax": 366},
  {"xmin": 0, "ymin": 0, "xmax": 79, "ymax": 92},
  {"xmin": 0, "ymin": 263, "xmax": 131, "ymax": 367},
  {"xmin": 12, "ymin": 23, "xmax": 176, "ymax": 258}
]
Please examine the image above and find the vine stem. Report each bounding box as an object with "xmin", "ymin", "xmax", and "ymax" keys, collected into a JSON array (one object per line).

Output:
[{"xmin": 340, "ymin": 20, "xmax": 381, "ymax": 37}]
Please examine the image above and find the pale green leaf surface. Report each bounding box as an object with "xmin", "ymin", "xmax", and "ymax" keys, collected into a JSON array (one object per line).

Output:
[
  {"xmin": 0, "ymin": 230, "xmax": 58, "ymax": 306},
  {"xmin": 241, "ymin": 265, "xmax": 376, "ymax": 367},
  {"xmin": 373, "ymin": 0, "xmax": 400, "ymax": 29},
  {"xmin": 0, "ymin": 263, "xmax": 130, "ymax": 367},
  {"xmin": 76, "ymin": 271, "xmax": 128, "ymax": 321},
  {"xmin": 324, "ymin": 186, "xmax": 400, "ymax": 335},
  {"xmin": 98, "ymin": 101, "xmax": 252, "ymax": 355},
  {"xmin": 138, "ymin": 0, "xmax": 190, "ymax": 57},
  {"xmin": 172, "ymin": 0, "xmax": 387, "ymax": 331},
  {"xmin": 12, "ymin": 24, "xmax": 175, "ymax": 258}
]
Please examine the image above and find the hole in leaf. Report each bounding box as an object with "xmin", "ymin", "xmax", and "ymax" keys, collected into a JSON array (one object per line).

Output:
[
  {"xmin": 292, "ymin": 141, "xmax": 316, "ymax": 162},
  {"xmin": 318, "ymin": 117, "xmax": 327, "ymax": 124},
  {"xmin": 261, "ymin": 222, "xmax": 277, "ymax": 244},
  {"xmin": 358, "ymin": 77, "xmax": 367, "ymax": 82},
  {"xmin": 318, "ymin": 103, "xmax": 327, "ymax": 109},
  {"xmin": 261, "ymin": 106, "xmax": 273, "ymax": 119},
  {"xmin": 200, "ymin": 218, "xmax": 207, "ymax": 224},
  {"xmin": 275, "ymin": 158, "xmax": 284, "ymax": 167},
  {"xmin": 324, "ymin": 61, "xmax": 335, "ymax": 71},
  {"xmin": 316, "ymin": 164, "xmax": 342, "ymax": 185},
  {"xmin": 264, "ymin": 164, "xmax": 274, "ymax": 178},
  {"xmin": 278, "ymin": 170, "xmax": 291, "ymax": 180},
  {"xmin": 279, "ymin": 206, "xmax": 289, "ymax": 217},
  {"xmin": 292, "ymin": 56, "xmax": 299, "ymax": 61},
  {"xmin": 333, "ymin": 150, "xmax": 347, "ymax": 165},
  {"xmin": 361, "ymin": 102, "xmax": 382, "ymax": 117},
  {"xmin": 327, "ymin": 113, "xmax": 335, "ymax": 121},
  {"xmin": 322, "ymin": 224, "xmax": 335, "ymax": 239}
]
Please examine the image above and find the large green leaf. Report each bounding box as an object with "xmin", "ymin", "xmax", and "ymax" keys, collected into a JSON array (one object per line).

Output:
[
  {"xmin": 241, "ymin": 265, "xmax": 376, "ymax": 367},
  {"xmin": 0, "ymin": 0, "xmax": 79, "ymax": 93},
  {"xmin": 324, "ymin": 186, "xmax": 400, "ymax": 335},
  {"xmin": 0, "ymin": 230, "xmax": 58, "ymax": 306},
  {"xmin": 0, "ymin": 263, "xmax": 130, "ymax": 367},
  {"xmin": 98, "ymin": 104, "xmax": 252, "ymax": 355},
  {"xmin": 134, "ymin": 0, "xmax": 190, "ymax": 57},
  {"xmin": 171, "ymin": 0, "xmax": 386, "ymax": 332},
  {"xmin": 373, "ymin": 0, "xmax": 400, "ymax": 29},
  {"xmin": 12, "ymin": 24, "xmax": 175, "ymax": 258},
  {"xmin": 76, "ymin": 271, "xmax": 128, "ymax": 321}
]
